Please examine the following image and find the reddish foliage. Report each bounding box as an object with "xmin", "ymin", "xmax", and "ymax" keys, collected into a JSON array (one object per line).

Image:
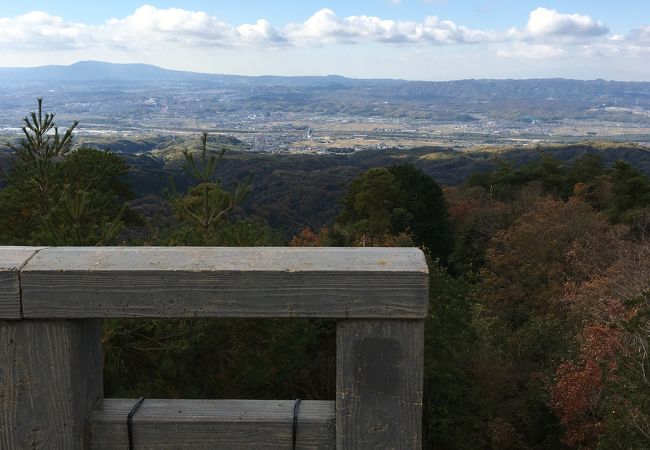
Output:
[
  {"xmin": 444, "ymin": 185, "xmax": 506, "ymax": 230},
  {"xmin": 447, "ymin": 200, "xmax": 476, "ymax": 226},
  {"xmin": 482, "ymin": 196, "xmax": 612, "ymax": 316},
  {"xmin": 551, "ymin": 322, "xmax": 623, "ymax": 448},
  {"xmin": 553, "ymin": 229, "xmax": 650, "ymax": 448},
  {"xmin": 289, "ymin": 227, "xmax": 322, "ymax": 247}
]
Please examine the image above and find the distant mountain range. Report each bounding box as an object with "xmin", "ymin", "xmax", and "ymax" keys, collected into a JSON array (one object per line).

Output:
[
  {"xmin": 0, "ymin": 61, "xmax": 649, "ymax": 131},
  {"xmin": 0, "ymin": 61, "xmax": 205, "ymax": 83},
  {"xmin": 0, "ymin": 61, "xmax": 352, "ymax": 85},
  {"xmin": 1, "ymin": 60, "xmax": 649, "ymax": 94}
]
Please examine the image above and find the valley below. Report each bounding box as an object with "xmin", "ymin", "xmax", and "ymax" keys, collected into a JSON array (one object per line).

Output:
[{"xmin": 1, "ymin": 61, "xmax": 650, "ymax": 154}]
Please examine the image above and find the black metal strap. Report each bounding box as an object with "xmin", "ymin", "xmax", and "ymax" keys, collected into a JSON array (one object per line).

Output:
[
  {"xmin": 292, "ymin": 398, "xmax": 301, "ymax": 450},
  {"xmin": 127, "ymin": 397, "xmax": 145, "ymax": 450}
]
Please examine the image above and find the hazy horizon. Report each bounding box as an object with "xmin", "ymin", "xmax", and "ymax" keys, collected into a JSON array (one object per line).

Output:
[{"xmin": 2, "ymin": 59, "xmax": 650, "ymax": 84}]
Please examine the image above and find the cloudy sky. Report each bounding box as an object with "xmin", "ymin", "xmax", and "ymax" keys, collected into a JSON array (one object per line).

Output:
[{"xmin": 1, "ymin": 1, "xmax": 649, "ymax": 80}]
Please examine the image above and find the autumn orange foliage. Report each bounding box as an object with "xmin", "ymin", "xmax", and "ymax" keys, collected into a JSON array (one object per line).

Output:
[
  {"xmin": 551, "ymin": 323, "xmax": 621, "ymax": 448},
  {"xmin": 289, "ymin": 227, "xmax": 322, "ymax": 247},
  {"xmin": 552, "ymin": 223, "xmax": 650, "ymax": 448}
]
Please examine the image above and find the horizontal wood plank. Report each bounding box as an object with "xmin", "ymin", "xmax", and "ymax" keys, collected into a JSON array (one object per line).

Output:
[
  {"xmin": 88, "ymin": 399, "xmax": 335, "ymax": 449},
  {"xmin": 0, "ymin": 247, "xmax": 45, "ymax": 319},
  {"xmin": 20, "ymin": 247, "xmax": 428, "ymax": 319}
]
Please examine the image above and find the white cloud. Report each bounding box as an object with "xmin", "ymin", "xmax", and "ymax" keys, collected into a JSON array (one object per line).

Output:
[
  {"xmin": 0, "ymin": 5, "xmax": 287, "ymax": 52},
  {"xmin": 284, "ymin": 8, "xmax": 500, "ymax": 45},
  {"xmin": 283, "ymin": 9, "xmax": 352, "ymax": 44},
  {"xmin": 0, "ymin": 11, "xmax": 89, "ymax": 49},
  {"xmin": 584, "ymin": 32, "xmax": 650, "ymax": 59},
  {"xmin": 111, "ymin": 5, "xmax": 228, "ymax": 36},
  {"xmin": 628, "ymin": 25, "xmax": 650, "ymax": 44},
  {"xmin": 492, "ymin": 7, "xmax": 623, "ymax": 62},
  {"xmin": 497, "ymin": 43, "xmax": 566, "ymax": 59},
  {"xmin": 237, "ymin": 19, "xmax": 285, "ymax": 44},
  {"xmin": 0, "ymin": 4, "xmax": 645, "ymax": 68},
  {"xmin": 0, "ymin": 6, "xmax": 502, "ymax": 51},
  {"xmin": 524, "ymin": 7, "xmax": 608, "ymax": 39},
  {"xmin": 99, "ymin": 5, "xmax": 282, "ymax": 48}
]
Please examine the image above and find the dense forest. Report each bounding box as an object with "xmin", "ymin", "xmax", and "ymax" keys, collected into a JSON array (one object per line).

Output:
[
  {"xmin": 1, "ymin": 101, "xmax": 649, "ymax": 449},
  {"xmin": 114, "ymin": 137, "xmax": 650, "ymax": 238}
]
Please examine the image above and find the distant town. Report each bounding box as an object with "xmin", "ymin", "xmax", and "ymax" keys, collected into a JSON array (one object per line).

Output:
[{"xmin": 1, "ymin": 62, "xmax": 649, "ymax": 153}]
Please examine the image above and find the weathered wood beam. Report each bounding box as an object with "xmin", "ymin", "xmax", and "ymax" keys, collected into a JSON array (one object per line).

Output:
[
  {"xmin": 336, "ymin": 320, "xmax": 424, "ymax": 449},
  {"xmin": 20, "ymin": 247, "xmax": 428, "ymax": 319},
  {"xmin": 88, "ymin": 399, "xmax": 335, "ymax": 449},
  {"xmin": 0, "ymin": 246, "xmax": 45, "ymax": 319},
  {"xmin": 0, "ymin": 319, "xmax": 103, "ymax": 450}
]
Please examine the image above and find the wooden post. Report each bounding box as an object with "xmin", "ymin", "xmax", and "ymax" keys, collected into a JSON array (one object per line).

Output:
[
  {"xmin": 336, "ymin": 320, "xmax": 424, "ymax": 450},
  {"xmin": 0, "ymin": 319, "xmax": 103, "ymax": 450}
]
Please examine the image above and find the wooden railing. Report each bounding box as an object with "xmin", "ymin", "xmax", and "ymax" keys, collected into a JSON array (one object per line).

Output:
[{"xmin": 1, "ymin": 246, "xmax": 429, "ymax": 449}]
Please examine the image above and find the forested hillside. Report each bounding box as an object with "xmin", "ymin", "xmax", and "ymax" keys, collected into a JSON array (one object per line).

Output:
[{"xmin": 116, "ymin": 141, "xmax": 650, "ymax": 237}]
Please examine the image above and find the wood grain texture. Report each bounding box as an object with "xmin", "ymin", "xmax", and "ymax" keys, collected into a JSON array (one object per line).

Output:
[
  {"xmin": 88, "ymin": 399, "xmax": 335, "ymax": 449},
  {"xmin": 0, "ymin": 247, "xmax": 44, "ymax": 319},
  {"xmin": 0, "ymin": 319, "xmax": 103, "ymax": 449},
  {"xmin": 20, "ymin": 247, "xmax": 429, "ymax": 319},
  {"xmin": 336, "ymin": 320, "xmax": 424, "ymax": 450}
]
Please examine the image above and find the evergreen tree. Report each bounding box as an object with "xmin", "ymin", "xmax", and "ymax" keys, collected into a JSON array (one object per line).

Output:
[
  {"xmin": 335, "ymin": 164, "xmax": 451, "ymax": 261},
  {"xmin": 388, "ymin": 164, "xmax": 451, "ymax": 262},
  {"xmin": 167, "ymin": 132, "xmax": 251, "ymax": 244},
  {"xmin": 0, "ymin": 99, "xmax": 133, "ymax": 245},
  {"xmin": 7, "ymin": 97, "xmax": 77, "ymax": 217},
  {"xmin": 608, "ymin": 160, "xmax": 650, "ymax": 223}
]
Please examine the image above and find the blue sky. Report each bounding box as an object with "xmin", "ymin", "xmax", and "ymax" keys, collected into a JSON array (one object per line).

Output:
[
  {"xmin": 4, "ymin": 1, "xmax": 649, "ymax": 32},
  {"xmin": 1, "ymin": 1, "xmax": 649, "ymax": 80}
]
